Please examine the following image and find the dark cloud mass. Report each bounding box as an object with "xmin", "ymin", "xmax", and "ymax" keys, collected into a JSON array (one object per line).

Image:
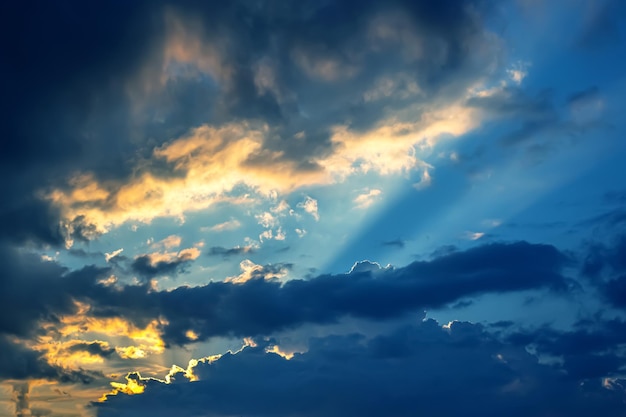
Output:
[
  {"xmin": 96, "ymin": 320, "xmax": 626, "ymax": 417},
  {"xmin": 81, "ymin": 241, "xmax": 568, "ymax": 345},
  {"xmin": 0, "ymin": 244, "xmax": 109, "ymax": 338},
  {"xmin": 1, "ymin": 0, "xmax": 497, "ymax": 245},
  {"xmin": 2, "ymin": 0, "xmax": 626, "ymax": 415}
]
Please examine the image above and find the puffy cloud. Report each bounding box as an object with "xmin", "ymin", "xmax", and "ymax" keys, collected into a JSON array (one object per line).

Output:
[
  {"xmin": 96, "ymin": 320, "xmax": 626, "ymax": 417},
  {"xmin": 297, "ymin": 196, "xmax": 319, "ymax": 221}
]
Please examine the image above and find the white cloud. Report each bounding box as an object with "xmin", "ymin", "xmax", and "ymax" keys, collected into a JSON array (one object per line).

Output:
[
  {"xmin": 204, "ymin": 219, "xmax": 242, "ymax": 232},
  {"xmin": 298, "ymin": 196, "xmax": 319, "ymax": 221},
  {"xmin": 105, "ymin": 248, "xmax": 124, "ymax": 262},
  {"xmin": 353, "ymin": 189, "xmax": 382, "ymax": 210}
]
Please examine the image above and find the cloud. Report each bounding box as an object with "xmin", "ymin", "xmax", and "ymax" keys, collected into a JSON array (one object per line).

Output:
[
  {"xmin": 381, "ymin": 239, "xmax": 405, "ymax": 248},
  {"xmin": 225, "ymin": 260, "xmax": 292, "ymax": 284},
  {"xmin": 297, "ymin": 196, "xmax": 319, "ymax": 221},
  {"xmin": 105, "ymin": 249, "xmax": 124, "ymax": 263},
  {"xmin": 0, "ymin": 244, "xmax": 109, "ymax": 339},
  {"xmin": 567, "ymin": 86, "xmax": 604, "ymax": 124},
  {"xmin": 77, "ymin": 241, "xmax": 568, "ymax": 345},
  {"xmin": 0, "ymin": 335, "xmax": 100, "ymax": 384},
  {"xmin": 204, "ymin": 219, "xmax": 242, "ymax": 232},
  {"xmin": 207, "ymin": 246, "xmax": 256, "ymax": 257},
  {"xmin": 131, "ymin": 247, "xmax": 200, "ymax": 279},
  {"xmin": 24, "ymin": 0, "xmax": 503, "ymax": 239},
  {"xmin": 507, "ymin": 317, "xmax": 626, "ymax": 379},
  {"xmin": 96, "ymin": 319, "xmax": 626, "ymax": 417},
  {"xmin": 353, "ymin": 189, "xmax": 382, "ymax": 209}
]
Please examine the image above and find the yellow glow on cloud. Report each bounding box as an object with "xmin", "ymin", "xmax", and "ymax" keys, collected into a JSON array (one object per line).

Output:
[
  {"xmin": 57, "ymin": 315, "xmax": 166, "ymax": 357},
  {"xmin": 47, "ymin": 72, "xmax": 488, "ymax": 238},
  {"xmin": 115, "ymin": 346, "xmax": 147, "ymax": 360},
  {"xmin": 265, "ymin": 345, "xmax": 296, "ymax": 360},
  {"xmin": 33, "ymin": 339, "xmax": 112, "ymax": 369},
  {"xmin": 138, "ymin": 246, "xmax": 200, "ymax": 266},
  {"xmin": 226, "ymin": 259, "xmax": 289, "ymax": 284},
  {"xmin": 185, "ymin": 330, "xmax": 199, "ymax": 341},
  {"xmin": 47, "ymin": 123, "xmax": 327, "ymax": 236},
  {"xmin": 321, "ymin": 101, "xmax": 480, "ymax": 180},
  {"xmin": 100, "ymin": 374, "xmax": 147, "ymax": 402}
]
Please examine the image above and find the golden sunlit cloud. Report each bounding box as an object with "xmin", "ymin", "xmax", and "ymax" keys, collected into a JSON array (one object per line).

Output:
[
  {"xmin": 115, "ymin": 346, "xmax": 147, "ymax": 360},
  {"xmin": 32, "ymin": 339, "xmax": 112, "ymax": 369},
  {"xmin": 225, "ymin": 259, "xmax": 289, "ymax": 284},
  {"xmin": 45, "ymin": 21, "xmax": 495, "ymax": 240},
  {"xmin": 137, "ymin": 246, "xmax": 201, "ymax": 267},
  {"xmin": 54, "ymin": 308, "xmax": 167, "ymax": 359},
  {"xmin": 100, "ymin": 373, "xmax": 147, "ymax": 402},
  {"xmin": 265, "ymin": 345, "xmax": 297, "ymax": 360}
]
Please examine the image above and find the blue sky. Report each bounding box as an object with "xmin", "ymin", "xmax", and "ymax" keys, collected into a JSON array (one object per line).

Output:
[{"xmin": 1, "ymin": 0, "xmax": 626, "ymax": 416}]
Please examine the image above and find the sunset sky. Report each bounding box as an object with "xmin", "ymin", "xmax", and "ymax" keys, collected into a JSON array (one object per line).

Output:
[{"xmin": 2, "ymin": 0, "xmax": 626, "ymax": 416}]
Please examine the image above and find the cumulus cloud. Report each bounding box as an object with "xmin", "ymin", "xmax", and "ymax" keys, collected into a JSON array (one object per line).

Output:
[{"xmin": 297, "ymin": 196, "xmax": 319, "ymax": 221}]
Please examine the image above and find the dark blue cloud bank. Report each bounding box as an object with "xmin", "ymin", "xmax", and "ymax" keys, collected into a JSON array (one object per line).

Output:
[{"xmin": 96, "ymin": 321, "xmax": 626, "ymax": 417}]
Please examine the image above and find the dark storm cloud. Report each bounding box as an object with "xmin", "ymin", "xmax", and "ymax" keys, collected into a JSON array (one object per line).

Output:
[
  {"xmin": 81, "ymin": 241, "xmax": 569, "ymax": 345},
  {"xmin": 96, "ymin": 319, "xmax": 626, "ymax": 417},
  {"xmin": 0, "ymin": 1, "xmax": 165, "ymax": 246},
  {"xmin": 1, "ymin": 0, "xmax": 501, "ymax": 245},
  {"xmin": 0, "ymin": 242, "xmax": 112, "ymax": 381}
]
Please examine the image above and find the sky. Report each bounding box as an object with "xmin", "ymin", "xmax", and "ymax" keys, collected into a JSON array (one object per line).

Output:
[{"xmin": 1, "ymin": 0, "xmax": 626, "ymax": 415}]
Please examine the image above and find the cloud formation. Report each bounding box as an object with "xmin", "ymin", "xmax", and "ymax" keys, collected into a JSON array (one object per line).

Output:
[
  {"xmin": 96, "ymin": 319, "xmax": 626, "ymax": 417},
  {"xmin": 74, "ymin": 241, "xmax": 568, "ymax": 345}
]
